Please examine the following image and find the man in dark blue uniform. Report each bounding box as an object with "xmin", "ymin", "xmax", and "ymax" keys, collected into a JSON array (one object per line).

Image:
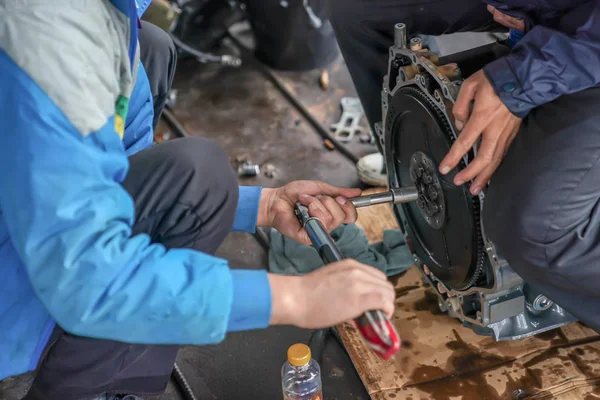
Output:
[{"xmin": 331, "ymin": 0, "xmax": 600, "ymax": 332}]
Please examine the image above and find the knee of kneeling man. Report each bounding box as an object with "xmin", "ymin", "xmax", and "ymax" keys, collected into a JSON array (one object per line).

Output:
[
  {"xmin": 483, "ymin": 201, "xmax": 551, "ymax": 268},
  {"xmin": 171, "ymin": 137, "xmax": 237, "ymax": 191},
  {"xmin": 150, "ymin": 22, "xmax": 176, "ymax": 58}
]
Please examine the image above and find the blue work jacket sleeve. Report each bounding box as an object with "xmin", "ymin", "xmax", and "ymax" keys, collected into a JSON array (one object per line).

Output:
[
  {"xmin": 232, "ymin": 186, "xmax": 263, "ymax": 233},
  {"xmin": 483, "ymin": 1, "xmax": 600, "ymax": 118},
  {"xmin": 0, "ymin": 49, "xmax": 271, "ymax": 345}
]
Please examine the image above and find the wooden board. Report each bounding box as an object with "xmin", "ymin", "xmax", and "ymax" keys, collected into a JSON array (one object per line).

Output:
[
  {"xmin": 354, "ymin": 187, "xmax": 400, "ymax": 244},
  {"xmin": 341, "ymin": 189, "xmax": 600, "ymax": 400}
]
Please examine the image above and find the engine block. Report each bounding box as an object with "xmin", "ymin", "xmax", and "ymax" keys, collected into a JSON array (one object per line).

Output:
[{"xmin": 376, "ymin": 23, "xmax": 576, "ymax": 341}]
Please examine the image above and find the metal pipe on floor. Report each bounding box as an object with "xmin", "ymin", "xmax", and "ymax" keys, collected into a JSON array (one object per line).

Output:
[
  {"xmin": 161, "ymin": 35, "xmax": 362, "ymax": 165},
  {"xmin": 172, "ymin": 362, "xmax": 199, "ymax": 400},
  {"xmin": 170, "ymin": 32, "xmax": 242, "ymax": 67},
  {"xmin": 162, "ymin": 108, "xmax": 190, "ymax": 138},
  {"xmin": 226, "ymin": 33, "xmax": 361, "ymax": 165}
]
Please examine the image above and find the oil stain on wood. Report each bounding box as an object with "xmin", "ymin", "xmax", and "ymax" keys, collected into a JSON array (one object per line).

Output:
[{"xmin": 340, "ymin": 191, "xmax": 600, "ymax": 400}]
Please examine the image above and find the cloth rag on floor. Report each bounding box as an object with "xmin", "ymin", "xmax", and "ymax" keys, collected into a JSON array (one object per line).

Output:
[{"xmin": 268, "ymin": 224, "xmax": 413, "ymax": 276}]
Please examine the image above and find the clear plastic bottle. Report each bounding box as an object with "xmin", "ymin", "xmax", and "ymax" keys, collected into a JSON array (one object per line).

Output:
[{"xmin": 281, "ymin": 343, "xmax": 323, "ymax": 400}]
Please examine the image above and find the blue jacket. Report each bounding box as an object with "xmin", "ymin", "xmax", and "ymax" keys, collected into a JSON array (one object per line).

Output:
[
  {"xmin": 483, "ymin": 0, "xmax": 600, "ymax": 117},
  {"xmin": 0, "ymin": 0, "xmax": 270, "ymax": 380}
]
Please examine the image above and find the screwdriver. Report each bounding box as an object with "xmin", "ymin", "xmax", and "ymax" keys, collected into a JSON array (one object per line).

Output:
[{"xmin": 295, "ymin": 203, "xmax": 403, "ymax": 360}]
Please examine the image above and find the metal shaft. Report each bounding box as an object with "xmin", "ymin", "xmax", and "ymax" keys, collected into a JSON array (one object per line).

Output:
[
  {"xmin": 394, "ymin": 23, "xmax": 407, "ymax": 49},
  {"xmin": 350, "ymin": 186, "xmax": 419, "ymax": 208}
]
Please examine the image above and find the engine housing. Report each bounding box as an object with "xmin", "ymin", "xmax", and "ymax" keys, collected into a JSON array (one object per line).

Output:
[{"xmin": 376, "ymin": 24, "xmax": 576, "ymax": 341}]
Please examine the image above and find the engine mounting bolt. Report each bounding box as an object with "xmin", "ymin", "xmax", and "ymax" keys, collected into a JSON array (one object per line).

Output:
[{"xmin": 533, "ymin": 295, "xmax": 553, "ymax": 312}]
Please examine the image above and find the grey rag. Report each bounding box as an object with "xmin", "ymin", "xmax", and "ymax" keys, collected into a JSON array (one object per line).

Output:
[{"xmin": 268, "ymin": 224, "xmax": 413, "ymax": 276}]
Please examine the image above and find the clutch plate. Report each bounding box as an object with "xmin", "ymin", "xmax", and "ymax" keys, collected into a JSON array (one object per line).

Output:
[{"xmin": 386, "ymin": 86, "xmax": 485, "ymax": 290}]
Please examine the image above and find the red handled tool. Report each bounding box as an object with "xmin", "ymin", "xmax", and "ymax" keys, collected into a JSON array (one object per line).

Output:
[{"xmin": 295, "ymin": 203, "xmax": 401, "ymax": 360}]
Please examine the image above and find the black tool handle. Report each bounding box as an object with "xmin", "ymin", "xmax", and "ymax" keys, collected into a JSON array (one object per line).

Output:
[
  {"xmin": 297, "ymin": 205, "xmax": 380, "ymax": 319},
  {"xmin": 304, "ymin": 218, "xmax": 344, "ymax": 263},
  {"xmin": 295, "ymin": 203, "xmax": 400, "ymax": 359}
]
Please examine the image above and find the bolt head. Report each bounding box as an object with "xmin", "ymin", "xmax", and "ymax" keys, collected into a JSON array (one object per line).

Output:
[{"xmin": 533, "ymin": 295, "xmax": 553, "ymax": 311}]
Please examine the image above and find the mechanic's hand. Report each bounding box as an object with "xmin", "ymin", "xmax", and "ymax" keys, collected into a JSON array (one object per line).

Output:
[
  {"xmin": 487, "ymin": 5, "xmax": 524, "ymax": 31},
  {"xmin": 438, "ymin": 70, "xmax": 522, "ymax": 195},
  {"xmin": 258, "ymin": 181, "xmax": 362, "ymax": 245},
  {"xmin": 268, "ymin": 260, "xmax": 395, "ymax": 328}
]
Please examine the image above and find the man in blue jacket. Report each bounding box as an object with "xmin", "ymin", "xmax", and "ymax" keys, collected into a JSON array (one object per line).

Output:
[
  {"xmin": 0, "ymin": 1, "xmax": 397, "ymax": 399},
  {"xmin": 331, "ymin": 0, "xmax": 600, "ymax": 334}
]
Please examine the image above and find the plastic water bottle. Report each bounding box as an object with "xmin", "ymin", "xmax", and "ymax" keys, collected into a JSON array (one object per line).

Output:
[{"xmin": 282, "ymin": 343, "xmax": 323, "ymax": 400}]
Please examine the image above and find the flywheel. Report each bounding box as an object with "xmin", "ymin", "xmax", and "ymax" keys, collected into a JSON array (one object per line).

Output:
[{"xmin": 385, "ymin": 86, "xmax": 485, "ymax": 290}]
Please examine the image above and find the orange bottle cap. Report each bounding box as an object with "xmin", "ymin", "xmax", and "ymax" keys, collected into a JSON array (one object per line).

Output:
[{"xmin": 287, "ymin": 343, "xmax": 311, "ymax": 367}]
